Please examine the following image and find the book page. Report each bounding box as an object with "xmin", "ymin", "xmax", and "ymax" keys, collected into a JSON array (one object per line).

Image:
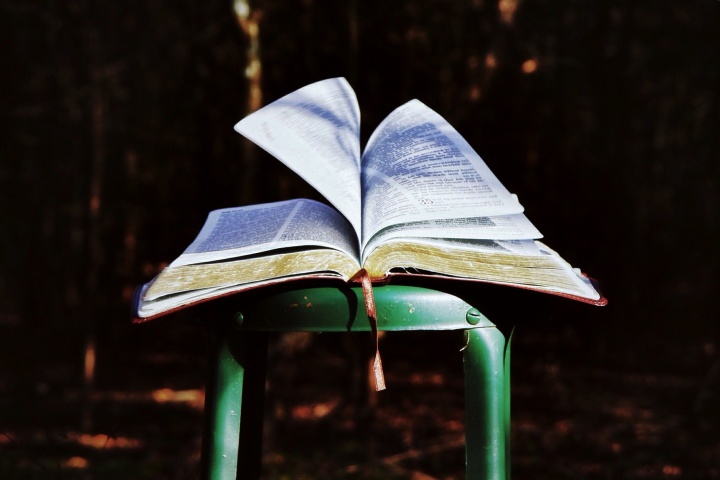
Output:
[
  {"xmin": 361, "ymin": 99, "xmax": 524, "ymax": 246},
  {"xmin": 234, "ymin": 78, "xmax": 362, "ymax": 238},
  {"xmin": 170, "ymin": 199, "xmax": 359, "ymax": 267},
  {"xmin": 362, "ymin": 213, "xmax": 542, "ymax": 262}
]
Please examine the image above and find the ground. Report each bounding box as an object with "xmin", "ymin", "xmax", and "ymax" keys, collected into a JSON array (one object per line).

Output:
[{"xmin": 2, "ymin": 313, "xmax": 719, "ymax": 479}]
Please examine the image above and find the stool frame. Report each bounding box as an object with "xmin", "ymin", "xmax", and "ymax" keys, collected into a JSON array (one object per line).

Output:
[{"xmin": 199, "ymin": 284, "xmax": 511, "ymax": 479}]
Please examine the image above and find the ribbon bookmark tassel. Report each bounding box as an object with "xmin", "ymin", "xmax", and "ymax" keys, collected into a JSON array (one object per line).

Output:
[
  {"xmin": 373, "ymin": 351, "xmax": 386, "ymax": 391},
  {"xmin": 350, "ymin": 269, "xmax": 386, "ymax": 391}
]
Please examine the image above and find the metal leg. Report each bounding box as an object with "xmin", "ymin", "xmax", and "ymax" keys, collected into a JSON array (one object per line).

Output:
[
  {"xmin": 201, "ymin": 323, "xmax": 267, "ymax": 480},
  {"xmin": 201, "ymin": 324, "xmax": 244, "ymax": 480},
  {"xmin": 463, "ymin": 327, "xmax": 510, "ymax": 480},
  {"xmin": 503, "ymin": 328, "xmax": 513, "ymax": 479},
  {"xmin": 237, "ymin": 332, "xmax": 267, "ymax": 479}
]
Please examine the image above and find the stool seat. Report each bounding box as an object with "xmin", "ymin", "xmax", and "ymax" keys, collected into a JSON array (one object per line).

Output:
[{"xmin": 200, "ymin": 284, "xmax": 511, "ymax": 479}]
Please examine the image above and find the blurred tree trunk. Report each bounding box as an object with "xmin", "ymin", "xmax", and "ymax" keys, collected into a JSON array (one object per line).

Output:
[
  {"xmin": 82, "ymin": 25, "xmax": 106, "ymax": 432},
  {"xmin": 348, "ymin": 0, "xmax": 359, "ymax": 85},
  {"xmin": 235, "ymin": 0, "xmax": 263, "ymax": 204}
]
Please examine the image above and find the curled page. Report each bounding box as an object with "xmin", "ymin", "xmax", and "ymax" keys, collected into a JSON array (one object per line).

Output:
[
  {"xmin": 361, "ymin": 100, "xmax": 524, "ymax": 245},
  {"xmin": 234, "ymin": 78, "xmax": 363, "ymax": 239}
]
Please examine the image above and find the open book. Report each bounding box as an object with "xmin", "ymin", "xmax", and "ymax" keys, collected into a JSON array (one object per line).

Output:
[{"xmin": 134, "ymin": 78, "xmax": 605, "ymax": 321}]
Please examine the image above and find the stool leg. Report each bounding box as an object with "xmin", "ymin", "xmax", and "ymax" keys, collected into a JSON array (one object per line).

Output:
[
  {"xmin": 237, "ymin": 333, "xmax": 268, "ymax": 478},
  {"xmin": 463, "ymin": 327, "xmax": 509, "ymax": 480},
  {"xmin": 201, "ymin": 327, "xmax": 267, "ymax": 480}
]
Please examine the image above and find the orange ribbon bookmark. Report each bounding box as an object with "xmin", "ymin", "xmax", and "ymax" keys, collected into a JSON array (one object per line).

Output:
[{"xmin": 350, "ymin": 269, "xmax": 386, "ymax": 391}]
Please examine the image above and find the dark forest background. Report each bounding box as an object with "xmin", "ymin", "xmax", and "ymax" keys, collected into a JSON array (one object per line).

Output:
[{"xmin": 2, "ymin": 0, "xmax": 720, "ymax": 478}]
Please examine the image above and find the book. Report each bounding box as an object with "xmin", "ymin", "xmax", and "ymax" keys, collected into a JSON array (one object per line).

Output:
[{"xmin": 134, "ymin": 77, "xmax": 606, "ymax": 322}]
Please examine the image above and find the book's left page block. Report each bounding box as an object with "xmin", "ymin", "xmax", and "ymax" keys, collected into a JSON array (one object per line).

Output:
[{"xmin": 171, "ymin": 199, "xmax": 359, "ymax": 268}]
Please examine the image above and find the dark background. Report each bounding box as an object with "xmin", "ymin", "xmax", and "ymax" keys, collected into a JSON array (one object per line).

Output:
[{"xmin": 2, "ymin": 0, "xmax": 720, "ymax": 478}]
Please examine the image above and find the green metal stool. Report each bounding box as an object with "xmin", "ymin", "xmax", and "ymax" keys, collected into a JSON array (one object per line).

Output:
[{"xmin": 199, "ymin": 284, "xmax": 511, "ymax": 479}]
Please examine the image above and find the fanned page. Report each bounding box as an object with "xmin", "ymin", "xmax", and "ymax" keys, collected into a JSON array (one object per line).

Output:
[
  {"xmin": 169, "ymin": 199, "xmax": 359, "ymax": 267},
  {"xmin": 362, "ymin": 213, "xmax": 541, "ymax": 263},
  {"xmin": 361, "ymin": 99, "xmax": 526, "ymax": 247},
  {"xmin": 234, "ymin": 78, "xmax": 363, "ymax": 239}
]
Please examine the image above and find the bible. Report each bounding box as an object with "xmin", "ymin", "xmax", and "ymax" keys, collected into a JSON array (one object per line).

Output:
[{"xmin": 134, "ymin": 78, "xmax": 605, "ymax": 321}]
